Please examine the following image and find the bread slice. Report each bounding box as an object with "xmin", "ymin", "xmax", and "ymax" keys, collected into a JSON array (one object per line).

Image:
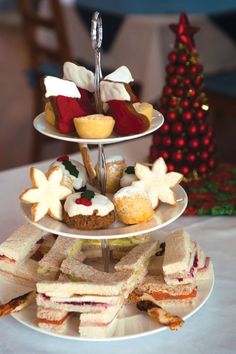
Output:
[
  {"xmin": 133, "ymin": 273, "xmax": 197, "ymax": 306},
  {"xmin": 163, "ymin": 229, "xmax": 192, "ymax": 275},
  {"xmin": 37, "ymin": 306, "xmax": 71, "ymax": 333},
  {"xmin": 0, "ymin": 258, "xmax": 57, "ymax": 287},
  {"xmin": 79, "ymin": 316, "xmax": 118, "ymax": 338},
  {"xmin": 115, "ymin": 241, "xmax": 159, "ymax": 271},
  {"xmin": 196, "ymin": 258, "xmax": 213, "ymax": 281},
  {"xmin": 60, "ymin": 257, "xmax": 132, "ymax": 285},
  {"xmin": 0, "ymin": 223, "xmax": 47, "ymax": 264},
  {"xmin": 36, "ymin": 293, "xmax": 123, "ymax": 313},
  {"xmin": 37, "ymin": 279, "xmax": 127, "ymax": 297},
  {"xmin": 80, "ymin": 305, "xmax": 122, "ymax": 326},
  {"xmin": 38, "ymin": 236, "xmax": 83, "ymax": 273}
]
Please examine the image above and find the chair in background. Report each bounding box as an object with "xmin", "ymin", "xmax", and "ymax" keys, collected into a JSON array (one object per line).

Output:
[
  {"xmin": 205, "ymin": 72, "xmax": 236, "ymax": 164},
  {"xmin": 18, "ymin": 0, "xmax": 77, "ymax": 162}
]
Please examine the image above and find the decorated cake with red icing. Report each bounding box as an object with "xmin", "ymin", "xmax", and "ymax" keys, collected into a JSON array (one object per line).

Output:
[
  {"xmin": 43, "ymin": 62, "xmax": 153, "ymax": 138},
  {"xmin": 63, "ymin": 190, "xmax": 115, "ymax": 230}
]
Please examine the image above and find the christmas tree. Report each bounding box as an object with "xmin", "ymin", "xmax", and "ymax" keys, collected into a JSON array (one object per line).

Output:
[{"xmin": 150, "ymin": 13, "xmax": 216, "ymax": 179}]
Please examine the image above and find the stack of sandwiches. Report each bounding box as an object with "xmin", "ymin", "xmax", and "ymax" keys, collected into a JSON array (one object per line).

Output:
[
  {"xmin": 36, "ymin": 241, "xmax": 159, "ymax": 338},
  {"xmin": 0, "ymin": 224, "xmax": 213, "ymax": 338},
  {"xmin": 133, "ymin": 229, "xmax": 212, "ymax": 307},
  {"xmin": 0, "ymin": 223, "xmax": 57, "ymax": 286}
]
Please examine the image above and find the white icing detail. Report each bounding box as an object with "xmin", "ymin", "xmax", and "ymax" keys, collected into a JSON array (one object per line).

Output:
[
  {"xmin": 44, "ymin": 76, "xmax": 81, "ymax": 99},
  {"xmin": 104, "ymin": 66, "xmax": 134, "ymax": 84},
  {"xmin": 106, "ymin": 155, "xmax": 124, "ymax": 163},
  {"xmin": 64, "ymin": 192, "xmax": 114, "ymax": 217},
  {"xmin": 63, "ymin": 62, "xmax": 95, "ymax": 93},
  {"xmin": 113, "ymin": 186, "xmax": 147, "ymax": 200},
  {"xmin": 100, "ymin": 81, "xmax": 130, "ymax": 102},
  {"xmin": 51, "ymin": 159, "xmax": 87, "ymax": 190},
  {"xmin": 120, "ymin": 173, "xmax": 138, "ymax": 188}
]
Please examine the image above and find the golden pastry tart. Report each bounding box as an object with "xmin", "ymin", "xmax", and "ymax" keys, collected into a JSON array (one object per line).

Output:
[{"xmin": 74, "ymin": 114, "xmax": 115, "ymax": 139}]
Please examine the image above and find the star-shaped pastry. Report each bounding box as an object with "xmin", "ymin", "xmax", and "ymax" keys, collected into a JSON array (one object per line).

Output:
[
  {"xmin": 20, "ymin": 166, "xmax": 72, "ymax": 222},
  {"xmin": 132, "ymin": 158, "xmax": 183, "ymax": 209}
]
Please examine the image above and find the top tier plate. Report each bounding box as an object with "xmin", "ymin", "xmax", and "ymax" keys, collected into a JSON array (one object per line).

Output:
[{"xmin": 33, "ymin": 109, "xmax": 164, "ymax": 145}]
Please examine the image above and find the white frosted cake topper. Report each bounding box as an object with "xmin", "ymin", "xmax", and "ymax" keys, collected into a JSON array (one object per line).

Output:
[
  {"xmin": 63, "ymin": 62, "xmax": 95, "ymax": 93},
  {"xmin": 104, "ymin": 66, "xmax": 134, "ymax": 84},
  {"xmin": 100, "ymin": 81, "xmax": 131, "ymax": 102},
  {"xmin": 44, "ymin": 76, "xmax": 81, "ymax": 99}
]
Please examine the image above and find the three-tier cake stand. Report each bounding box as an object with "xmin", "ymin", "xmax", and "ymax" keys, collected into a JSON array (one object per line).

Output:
[{"xmin": 11, "ymin": 12, "xmax": 213, "ymax": 340}]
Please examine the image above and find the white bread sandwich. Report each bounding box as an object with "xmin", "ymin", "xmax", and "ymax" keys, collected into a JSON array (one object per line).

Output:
[
  {"xmin": 0, "ymin": 223, "xmax": 47, "ymax": 266},
  {"xmin": 114, "ymin": 240, "xmax": 159, "ymax": 272},
  {"xmin": 0, "ymin": 257, "xmax": 57, "ymax": 288},
  {"xmin": 32, "ymin": 234, "xmax": 57, "ymax": 261},
  {"xmin": 147, "ymin": 241, "xmax": 165, "ymax": 276},
  {"xmin": 61, "ymin": 240, "xmax": 159, "ymax": 297},
  {"xmin": 36, "ymin": 274, "xmax": 124, "ymax": 338},
  {"xmin": 37, "ymin": 241, "xmax": 159, "ymax": 338},
  {"xmin": 163, "ymin": 230, "xmax": 198, "ymax": 285},
  {"xmin": 37, "ymin": 306, "xmax": 71, "ymax": 333},
  {"xmin": 0, "ymin": 224, "xmax": 57, "ymax": 286},
  {"xmin": 79, "ymin": 305, "xmax": 121, "ymax": 338},
  {"xmin": 196, "ymin": 247, "xmax": 213, "ymax": 281},
  {"xmin": 36, "ymin": 292, "xmax": 123, "ymax": 313},
  {"xmin": 134, "ymin": 274, "xmax": 197, "ymax": 306},
  {"xmin": 38, "ymin": 236, "xmax": 84, "ymax": 274}
]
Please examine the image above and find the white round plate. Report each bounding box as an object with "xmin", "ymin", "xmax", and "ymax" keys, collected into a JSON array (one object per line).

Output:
[
  {"xmin": 33, "ymin": 109, "xmax": 164, "ymax": 145},
  {"xmin": 0, "ymin": 264, "xmax": 214, "ymax": 341},
  {"xmin": 20, "ymin": 185, "xmax": 188, "ymax": 239}
]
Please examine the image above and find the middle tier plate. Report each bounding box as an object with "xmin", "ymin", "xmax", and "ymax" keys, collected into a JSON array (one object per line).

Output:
[{"xmin": 20, "ymin": 185, "xmax": 187, "ymax": 239}]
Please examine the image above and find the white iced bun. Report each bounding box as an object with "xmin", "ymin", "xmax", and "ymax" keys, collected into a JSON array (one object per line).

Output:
[{"xmin": 51, "ymin": 155, "xmax": 87, "ymax": 191}]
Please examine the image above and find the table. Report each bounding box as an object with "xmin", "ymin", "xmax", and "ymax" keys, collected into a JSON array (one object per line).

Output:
[{"xmin": 0, "ymin": 137, "xmax": 236, "ymax": 353}]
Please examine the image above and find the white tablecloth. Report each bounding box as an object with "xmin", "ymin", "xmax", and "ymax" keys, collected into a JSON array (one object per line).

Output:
[
  {"xmin": 0, "ymin": 138, "xmax": 236, "ymax": 353},
  {"xmin": 38, "ymin": 2, "xmax": 236, "ymax": 102}
]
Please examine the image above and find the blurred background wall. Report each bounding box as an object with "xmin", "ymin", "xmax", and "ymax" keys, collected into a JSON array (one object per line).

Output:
[{"xmin": 0, "ymin": 0, "xmax": 236, "ymax": 171}]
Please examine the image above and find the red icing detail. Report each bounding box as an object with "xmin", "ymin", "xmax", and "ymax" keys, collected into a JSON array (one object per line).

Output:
[
  {"xmin": 57, "ymin": 155, "xmax": 69, "ymax": 162},
  {"xmin": 79, "ymin": 88, "xmax": 96, "ymax": 112},
  {"xmin": 75, "ymin": 198, "xmax": 92, "ymax": 206},
  {"xmin": 108, "ymin": 100, "xmax": 150, "ymax": 136},
  {"xmin": 55, "ymin": 94, "xmax": 95, "ymax": 134}
]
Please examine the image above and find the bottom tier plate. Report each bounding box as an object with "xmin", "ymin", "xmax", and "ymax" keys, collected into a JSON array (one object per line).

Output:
[{"xmin": 0, "ymin": 270, "xmax": 214, "ymax": 342}]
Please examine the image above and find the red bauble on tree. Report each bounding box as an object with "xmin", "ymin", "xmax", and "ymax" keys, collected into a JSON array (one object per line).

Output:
[{"xmin": 151, "ymin": 13, "xmax": 216, "ymax": 179}]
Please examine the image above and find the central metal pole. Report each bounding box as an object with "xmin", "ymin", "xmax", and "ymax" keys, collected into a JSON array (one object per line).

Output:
[
  {"xmin": 98, "ymin": 143, "xmax": 109, "ymax": 272},
  {"xmin": 91, "ymin": 11, "xmax": 103, "ymax": 114},
  {"xmin": 91, "ymin": 12, "xmax": 110, "ymax": 272}
]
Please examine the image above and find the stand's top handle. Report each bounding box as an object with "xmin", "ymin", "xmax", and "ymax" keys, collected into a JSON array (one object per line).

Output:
[
  {"xmin": 91, "ymin": 11, "xmax": 103, "ymax": 113},
  {"xmin": 91, "ymin": 11, "xmax": 103, "ymax": 53}
]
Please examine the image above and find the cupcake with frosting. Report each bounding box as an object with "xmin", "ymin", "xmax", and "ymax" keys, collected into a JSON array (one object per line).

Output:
[{"xmin": 63, "ymin": 189, "xmax": 115, "ymax": 230}]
